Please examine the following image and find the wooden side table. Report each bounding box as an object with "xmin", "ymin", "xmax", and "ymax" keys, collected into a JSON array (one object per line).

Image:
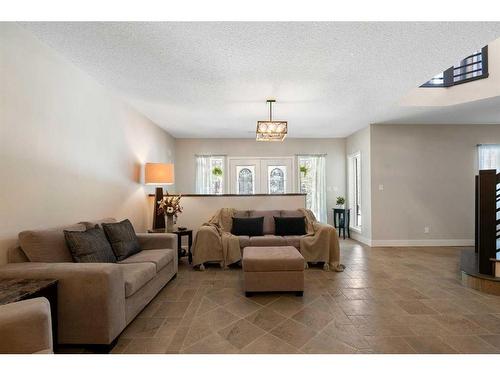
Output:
[
  {"xmin": 333, "ymin": 208, "xmax": 350, "ymax": 239},
  {"xmin": 0, "ymin": 279, "xmax": 58, "ymax": 350},
  {"xmin": 148, "ymin": 228, "xmax": 193, "ymax": 264}
]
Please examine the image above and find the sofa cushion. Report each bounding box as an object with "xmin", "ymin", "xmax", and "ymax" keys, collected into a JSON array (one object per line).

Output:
[
  {"xmin": 243, "ymin": 246, "xmax": 305, "ymax": 272},
  {"xmin": 249, "ymin": 210, "xmax": 281, "ymax": 234},
  {"xmin": 274, "ymin": 216, "xmax": 306, "ymax": 236},
  {"xmin": 238, "ymin": 235, "xmax": 250, "ymax": 248},
  {"xmin": 280, "ymin": 210, "xmax": 304, "ymax": 218},
  {"xmin": 233, "ymin": 210, "xmax": 249, "ymax": 218},
  {"xmin": 231, "ymin": 217, "xmax": 264, "ymax": 237},
  {"xmin": 118, "ymin": 249, "xmax": 175, "ymax": 272},
  {"xmin": 19, "ymin": 224, "xmax": 86, "ymax": 263},
  {"xmin": 79, "ymin": 218, "xmax": 117, "ymax": 230},
  {"xmin": 249, "ymin": 235, "xmax": 286, "ymax": 247},
  {"xmin": 64, "ymin": 226, "xmax": 117, "ymax": 263},
  {"xmin": 119, "ymin": 263, "xmax": 156, "ymax": 297},
  {"xmin": 102, "ymin": 219, "xmax": 141, "ymax": 261},
  {"xmin": 283, "ymin": 235, "xmax": 304, "ymax": 249}
]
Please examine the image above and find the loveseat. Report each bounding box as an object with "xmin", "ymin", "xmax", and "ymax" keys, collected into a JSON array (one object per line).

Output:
[
  {"xmin": 192, "ymin": 209, "xmax": 343, "ymax": 271},
  {"xmin": 0, "ymin": 218, "xmax": 177, "ymax": 346}
]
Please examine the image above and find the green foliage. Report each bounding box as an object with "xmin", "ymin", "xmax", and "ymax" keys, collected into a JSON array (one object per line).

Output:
[
  {"xmin": 336, "ymin": 196, "xmax": 345, "ymax": 206},
  {"xmin": 299, "ymin": 165, "xmax": 308, "ymax": 176},
  {"xmin": 212, "ymin": 166, "xmax": 223, "ymax": 177}
]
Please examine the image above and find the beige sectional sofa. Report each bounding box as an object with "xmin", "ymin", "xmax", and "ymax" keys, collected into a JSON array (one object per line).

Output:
[
  {"xmin": 0, "ymin": 297, "xmax": 53, "ymax": 354},
  {"xmin": 0, "ymin": 219, "xmax": 177, "ymax": 346}
]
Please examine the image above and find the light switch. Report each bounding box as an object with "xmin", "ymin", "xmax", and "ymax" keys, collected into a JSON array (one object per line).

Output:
[{"xmin": 379, "ymin": 184, "xmax": 384, "ymax": 191}]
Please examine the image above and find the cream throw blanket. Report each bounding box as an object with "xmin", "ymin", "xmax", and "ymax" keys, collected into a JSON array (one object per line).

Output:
[{"xmin": 192, "ymin": 208, "xmax": 344, "ymax": 271}]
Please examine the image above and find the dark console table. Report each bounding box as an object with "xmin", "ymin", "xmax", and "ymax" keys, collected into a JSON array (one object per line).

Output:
[{"xmin": 333, "ymin": 208, "xmax": 350, "ymax": 239}]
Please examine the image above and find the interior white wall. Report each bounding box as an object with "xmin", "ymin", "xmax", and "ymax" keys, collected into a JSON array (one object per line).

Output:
[
  {"xmin": 345, "ymin": 126, "xmax": 372, "ymax": 245},
  {"xmin": 0, "ymin": 24, "xmax": 175, "ymax": 264},
  {"xmin": 174, "ymin": 138, "xmax": 346, "ymax": 224},
  {"xmin": 370, "ymin": 123, "xmax": 500, "ymax": 246}
]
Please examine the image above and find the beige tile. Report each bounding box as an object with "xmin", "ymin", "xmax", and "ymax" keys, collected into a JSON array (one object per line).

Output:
[
  {"xmin": 181, "ymin": 318, "xmax": 215, "ymax": 348},
  {"xmin": 291, "ymin": 306, "xmax": 334, "ymax": 332},
  {"xmin": 206, "ymin": 288, "xmax": 241, "ymax": 306},
  {"xmin": 395, "ymin": 300, "xmax": 438, "ymax": 315},
  {"xmin": 439, "ymin": 335, "xmax": 498, "ymax": 354},
  {"xmin": 270, "ymin": 319, "xmax": 316, "ymax": 349},
  {"xmin": 195, "ymin": 297, "xmax": 219, "ymax": 316},
  {"xmin": 121, "ymin": 317, "xmax": 164, "ymax": 339},
  {"xmin": 267, "ymin": 297, "xmax": 306, "ymax": 317},
  {"xmin": 240, "ymin": 333, "xmax": 299, "ymax": 354},
  {"xmin": 429, "ymin": 314, "xmax": 489, "ymax": 335},
  {"xmin": 404, "ymin": 336, "xmax": 458, "ymax": 354},
  {"xmin": 181, "ymin": 333, "xmax": 239, "ymax": 354},
  {"xmin": 218, "ymin": 319, "xmax": 266, "ymax": 349},
  {"xmin": 365, "ymin": 336, "xmax": 416, "ymax": 354},
  {"xmin": 322, "ymin": 321, "xmax": 370, "ymax": 349},
  {"xmin": 224, "ymin": 297, "xmax": 262, "ymax": 318},
  {"xmin": 199, "ymin": 306, "xmax": 240, "ymax": 331},
  {"xmin": 245, "ymin": 307, "xmax": 287, "ymax": 332},
  {"xmin": 479, "ymin": 334, "xmax": 500, "ymax": 349},
  {"xmin": 153, "ymin": 301, "xmax": 191, "ymax": 318},
  {"xmin": 301, "ymin": 332, "xmax": 357, "ymax": 354},
  {"xmin": 464, "ymin": 314, "xmax": 500, "ymax": 334},
  {"xmin": 245, "ymin": 293, "xmax": 280, "ymax": 306},
  {"xmin": 109, "ymin": 338, "xmax": 132, "ymax": 354},
  {"xmin": 122, "ymin": 336, "xmax": 174, "ymax": 354}
]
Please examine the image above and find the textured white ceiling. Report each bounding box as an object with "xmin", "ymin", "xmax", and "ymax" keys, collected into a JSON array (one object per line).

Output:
[{"xmin": 20, "ymin": 22, "xmax": 500, "ymax": 138}]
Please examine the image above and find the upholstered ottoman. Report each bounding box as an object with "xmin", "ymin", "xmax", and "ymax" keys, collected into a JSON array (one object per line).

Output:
[{"xmin": 242, "ymin": 246, "xmax": 305, "ymax": 296}]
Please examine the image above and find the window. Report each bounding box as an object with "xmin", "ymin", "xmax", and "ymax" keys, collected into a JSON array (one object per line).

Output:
[
  {"xmin": 268, "ymin": 166, "xmax": 286, "ymax": 194},
  {"xmin": 348, "ymin": 152, "xmax": 361, "ymax": 228},
  {"xmin": 421, "ymin": 46, "xmax": 488, "ymax": 87},
  {"xmin": 195, "ymin": 155, "xmax": 225, "ymax": 194},
  {"xmin": 298, "ymin": 155, "xmax": 327, "ymax": 223},
  {"xmin": 237, "ymin": 166, "xmax": 255, "ymax": 194},
  {"xmin": 478, "ymin": 144, "xmax": 500, "ymax": 172}
]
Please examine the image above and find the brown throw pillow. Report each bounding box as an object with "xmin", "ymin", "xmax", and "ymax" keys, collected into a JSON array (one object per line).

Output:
[
  {"xmin": 64, "ymin": 225, "xmax": 117, "ymax": 263},
  {"xmin": 102, "ymin": 219, "xmax": 141, "ymax": 261}
]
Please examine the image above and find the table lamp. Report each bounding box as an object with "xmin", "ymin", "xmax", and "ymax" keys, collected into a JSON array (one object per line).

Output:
[{"xmin": 145, "ymin": 163, "xmax": 175, "ymax": 230}]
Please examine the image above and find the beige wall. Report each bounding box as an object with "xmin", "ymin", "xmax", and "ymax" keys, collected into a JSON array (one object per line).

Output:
[
  {"xmin": 174, "ymin": 138, "xmax": 346, "ymax": 224},
  {"xmin": 370, "ymin": 123, "xmax": 500, "ymax": 246},
  {"xmin": 346, "ymin": 126, "xmax": 372, "ymax": 244},
  {"xmin": 0, "ymin": 24, "xmax": 175, "ymax": 264}
]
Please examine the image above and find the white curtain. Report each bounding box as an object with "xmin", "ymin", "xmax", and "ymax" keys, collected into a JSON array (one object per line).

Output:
[
  {"xmin": 478, "ymin": 144, "xmax": 500, "ymax": 172},
  {"xmin": 195, "ymin": 156, "xmax": 212, "ymax": 194},
  {"xmin": 298, "ymin": 155, "xmax": 327, "ymax": 223}
]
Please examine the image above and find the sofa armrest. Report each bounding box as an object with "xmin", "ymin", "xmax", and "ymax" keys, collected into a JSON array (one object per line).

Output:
[
  {"xmin": 0, "ymin": 262, "xmax": 126, "ymax": 345},
  {"xmin": 0, "ymin": 297, "xmax": 53, "ymax": 354},
  {"xmin": 136, "ymin": 233, "xmax": 177, "ymax": 250}
]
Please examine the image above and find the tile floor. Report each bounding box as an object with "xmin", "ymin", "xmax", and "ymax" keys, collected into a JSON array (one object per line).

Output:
[{"xmin": 78, "ymin": 240, "xmax": 500, "ymax": 353}]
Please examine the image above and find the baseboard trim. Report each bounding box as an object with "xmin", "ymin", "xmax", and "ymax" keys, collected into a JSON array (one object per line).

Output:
[
  {"xmin": 370, "ymin": 239, "xmax": 474, "ymax": 247},
  {"xmin": 350, "ymin": 232, "xmax": 372, "ymax": 246}
]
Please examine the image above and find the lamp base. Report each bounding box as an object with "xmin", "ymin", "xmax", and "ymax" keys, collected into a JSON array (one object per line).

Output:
[{"xmin": 153, "ymin": 187, "xmax": 166, "ymax": 230}]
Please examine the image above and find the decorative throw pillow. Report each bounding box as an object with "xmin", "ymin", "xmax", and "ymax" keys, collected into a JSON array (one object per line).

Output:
[
  {"xmin": 102, "ymin": 219, "xmax": 141, "ymax": 261},
  {"xmin": 274, "ymin": 216, "xmax": 307, "ymax": 236},
  {"xmin": 231, "ymin": 217, "xmax": 264, "ymax": 237},
  {"xmin": 64, "ymin": 225, "xmax": 117, "ymax": 263}
]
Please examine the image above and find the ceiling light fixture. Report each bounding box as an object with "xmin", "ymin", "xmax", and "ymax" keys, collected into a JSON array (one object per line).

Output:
[{"xmin": 256, "ymin": 99, "xmax": 287, "ymax": 142}]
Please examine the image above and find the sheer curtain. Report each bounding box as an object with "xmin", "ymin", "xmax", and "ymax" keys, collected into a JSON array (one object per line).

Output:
[
  {"xmin": 297, "ymin": 154, "xmax": 327, "ymax": 223},
  {"xmin": 195, "ymin": 155, "xmax": 212, "ymax": 194},
  {"xmin": 195, "ymin": 155, "xmax": 226, "ymax": 194},
  {"xmin": 478, "ymin": 144, "xmax": 500, "ymax": 171}
]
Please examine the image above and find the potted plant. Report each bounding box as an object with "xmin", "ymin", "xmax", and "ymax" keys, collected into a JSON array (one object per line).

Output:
[
  {"xmin": 300, "ymin": 165, "xmax": 308, "ymax": 177},
  {"xmin": 212, "ymin": 166, "xmax": 223, "ymax": 177},
  {"xmin": 158, "ymin": 193, "xmax": 183, "ymax": 232},
  {"xmin": 336, "ymin": 196, "xmax": 345, "ymax": 208}
]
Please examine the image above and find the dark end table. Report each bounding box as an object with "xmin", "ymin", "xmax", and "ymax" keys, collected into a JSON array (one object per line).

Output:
[
  {"xmin": 333, "ymin": 208, "xmax": 351, "ymax": 239},
  {"xmin": 0, "ymin": 278, "xmax": 58, "ymax": 350},
  {"xmin": 148, "ymin": 228, "xmax": 193, "ymax": 264}
]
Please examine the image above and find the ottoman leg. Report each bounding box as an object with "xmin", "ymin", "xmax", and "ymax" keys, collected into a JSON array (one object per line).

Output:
[{"xmin": 296, "ymin": 291, "xmax": 304, "ymax": 297}]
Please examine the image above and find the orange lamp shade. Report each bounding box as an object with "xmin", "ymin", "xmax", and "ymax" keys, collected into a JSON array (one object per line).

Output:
[{"xmin": 145, "ymin": 163, "xmax": 174, "ymax": 185}]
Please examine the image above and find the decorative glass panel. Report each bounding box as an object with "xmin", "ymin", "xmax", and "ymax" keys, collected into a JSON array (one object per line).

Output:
[
  {"xmin": 237, "ymin": 166, "xmax": 254, "ymax": 194},
  {"xmin": 268, "ymin": 166, "xmax": 286, "ymax": 194}
]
